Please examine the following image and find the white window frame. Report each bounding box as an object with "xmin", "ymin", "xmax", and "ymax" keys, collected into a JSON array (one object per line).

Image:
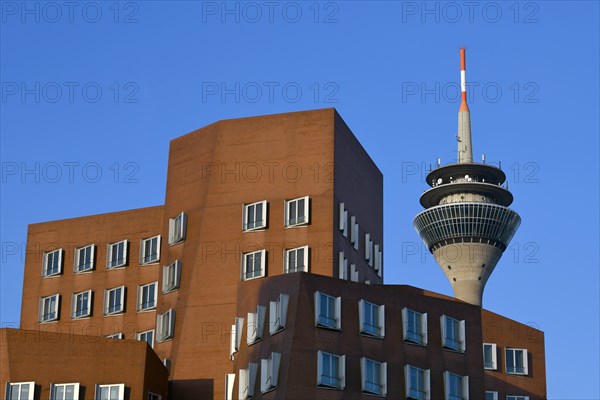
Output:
[
  {"xmin": 225, "ymin": 374, "xmax": 235, "ymax": 400},
  {"xmin": 506, "ymin": 396, "xmax": 529, "ymax": 400},
  {"xmin": 505, "ymin": 348, "xmax": 529, "ymax": 375},
  {"xmin": 5, "ymin": 382, "xmax": 35, "ymax": 400},
  {"xmin": 238, "ymin": 363, "xmax": 258, "ymax": 400},
  {"xmin": 485, "ymin": 392, "xmax": 499, "ymax": 400},
  {"xmin": 107, "ymin": 240, "xmax": 128, "ymax": 269},
  {"xmin": 360, "ymin": 357, "xmax": 387, "ymax": 396},
  {"xmin": 443, "ymin": 371, "xmax": 469, "ymax": 400},
  {"xmin": 339, "ymin": 203, "xmax": 348, "ymax": 237},
  {"xmin": 104, "ymin": 286, "xmax": 125, "ymax": 315},
  {"xmin": 441, "ymin": 315, "xmax": 466, "ymax": 352},
  {"xmin": 162, "ymin": 259, "xmax": 182, "ymax": 293},
  {"xmin": 351, "ymin": 263, "xmax": 359, "ymax": 282},
  {"xmin": 106, "ymin": 332, "xmax": 123, "ymax": 339},
  {"xmin": 404, "ymin": 364, "xmax": 431, "ymax": 400},
  {"xmin": 94, "ymin": 384, "xmax": 124, "ymax": 400},
  {"xmin": 284, "ymin": 246, "xmax": 309, "ymax": 273},
  {"xmin": 359, "ymin": 299, "xmax": 385, "ymax": 338},
  {"xmin": 365, "ymin": 233, "xmax": 374, "ymax": 267},
  {"xmin": 74, "ymin": 244, "xmax": 95, "ymax": 273},
  {"xmin": 50, "ymin": 383, "xmax": 80, "ymax": 400},
  {"xmin": 147, "ymin": 392, "xmax": 161, "ymax": 400},
  {"xmin": 157, "ymin": 309, "xmax": 176, "ymax": 342},
  {"xmin": 241, "ymin": 249, "xmax": 266, "ymax": 281},
  {"xmin": 260, "ymin": 352, "xmax": 281, "ymax": 393},
  {"xmin": 374, "ymin": 244, "xmax": 382, "ymax": 273},
  {"xmin": 168, "ymin": 212, "xmax": 187, "ymax": 245},
  {"xmin": 71, "ymin": 290, "xmax": 92, "ymax": 319},
  {"xmin": 483, "ymin": 343, "xmax": 497, "ymax": 370},
  {"xmin": 39, "ymin": 294, "xmax": 60, "ymax": 322},
  {"xmin": 314, "ymin": 291, "xmax": 341, "ymax": 330},
  {"xmin": 338, "ymin": 251, "xmax": 348, "ymax": 280},
  {"xmin": 350, "ymin": 216, "xmax": 359, "ymax": 250},
  {"xmin": 42, "ymin": 248, "xmax": 63, "ymax": 277},
  {"xmin": 137, "ymin": 282, "xmax": 158, "ymax": 311},
  {"xmin": 137, "ymin": 329, "xmax": 155, "ymax": 348},
  {"xmin": 230, "ymin": 317, "xmax": 244, "ymax": 359},
  {"xmin": 285, "ymin": 196, "xmax": 309, "ymax": 227},
  {"xmin": 247, "ymin": 305, "xmax": 267, "ymax": 345},
  {"xmin": 403, "ymin": 307, "xmax": 428, "ymax": 346},
  {"xmin": 140, "ymin": 235, "xmax": 161, "ymax": 265},
  {"xmin": 269, "ymin": 293, "xmax": 289, "ymax": 335},
  {"xmin": 243, "ymin": 200, "xmax": 267, "ymax": 231},
  {"xmin": 317, "ymin": 351, "xmax": 345, "ymax": 390}
]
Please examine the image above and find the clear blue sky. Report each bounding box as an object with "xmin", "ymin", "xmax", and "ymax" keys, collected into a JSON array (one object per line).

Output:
[{"xmin": 1, "ymin": 1, "xmax": 598, "ymax": 398}]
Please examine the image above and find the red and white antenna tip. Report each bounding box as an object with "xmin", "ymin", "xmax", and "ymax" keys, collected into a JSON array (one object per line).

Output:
[{"xmin": 459, "ymin": 48, "xmax": 469, "ymax": 111}]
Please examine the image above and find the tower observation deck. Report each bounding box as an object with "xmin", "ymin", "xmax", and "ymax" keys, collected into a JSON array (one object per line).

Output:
[{"xmin": 413, "ymin": 49, "xmax": 521, "ymax": 306}]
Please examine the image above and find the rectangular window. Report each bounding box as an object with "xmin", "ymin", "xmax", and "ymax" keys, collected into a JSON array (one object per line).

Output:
[
  {"xmin": 148, "ymin": 393, "xmax": 161, "ymax": 400},
  {"xmin": 443, "ymin": 371, "xmax": 469, "ymax": 400},
  {"xmin": 247, "ymin": 305, "xmax": 266, "ymax": 345},
  {"xmin": 506, "ymin": 348, "xmax": 528, "ymax": 375},
  {"xmin": 507, "ymin": 396, "xmax": 529, "ymax": 400},
  {"xmin": 107, "ymin": 240, "xmax": 127, "ymax": 269},
  {"xmin": 314, "ymin": 291, "xmax": 341, "ymax": 330},
  {"xmin": 269, "ymin": 293, "xmax": 289, "ymax": 335},
  {"xmin": 338, "ymin": 251, "xmax": 348, "ymax": 280},
  {"xmin": 5, "ymin": 382, "xmax": 34, "ymax": 400},
  {"xmin": 285, "ymin": 196, "xmax": 309, "ymax": 227},
  {"xmin": 104, "ymin": 286, "xmax": 125, "ymax": 315},
  {"xmin": 361, "ymin": 357, "xmax": 387, "ymax": 396},
  {"xmin": 238, "ymin": 363, "xmax": 258, "ymax": 400},
  {"xmin": 403, "ymin": 308, "xmax": 428, "ymax": 345},
  {"xmin": 106, "ymin": 332, "xmax": 123, "ymax": 339},
  {"xmin": 350, "ymin": 216, "xmax": 359, "ymax": 250},
  {"xmin": 317, "ymin": 351, "xmax": 345, "ymax": 389},
  {"xmin": 359, "ymin": 300, "xmax": 385, "ymax": 338},
  {"xmin": 94, "ymin": 384, "xmax": 124, "ymax": 400},
  {"xmin": 138, "ymin": 282, "xmax": 158, "ymax": 311},
  {"xmin": 404, "ymin": 365, "xmax": 430, "ymax": 400},
  {"xmin": 374, "ymin": 244, "xmax": 382, "ymax": 273},
  {"xmin": 241, "ymin": 249, "xmax": 266, "ymax": 280},
  {"xmin": 485, "ymin": 392, "xmax": 498, "ymax": 400},
  {"xmin": 284, "ymin": 246, "xmax": 308, "ymax": 273},
  {"xmin": 483, "ymin": 343, "xmax": 497, "ymax": 370},
  {"xmin": 157, "ymin": 309, "xmax": 176, "ymax": 342},
  {"xmin": 162, "ymin": 260, "xmax": 181, "ymax": 293},
  {"xmin": 243, "ymin": 201, "xmax": 267, "ymax": 231},
  {"xmin": 441, "ymin": 315, "xmax": 466, "ymax": 352},
  {"xmin": 74, "ymin": 245, "xmax": 95, "ymax": 273},
  {"xmin": 140, "ymin": 235, "xmax": 161, "ymax": 264},
  {"xmin": 50, "ymin": 383, "xmax": 80, "ymax": 400},
  {"xmin": 71, "ymin": 290, "xmax": 92, "ymax": 319},
  {"xmin": 230, "ymin": 317, "xmax": 244, "ymax": 358},
  {"xmin": 260, "ymin": 352, "xmax": 281, "ymax": 393},
  {"xmin": 168, "ymin": 212, "xmax": 187, "ymax": 245},
  {"xmin": 137, "ymin": 330, "xmax": 154, "ymax": 348},
  {"xmin": 42, "ymin": 249, "xmax": 62, "ymax": 277},
  {"xmin": 339, "ymin": 203, "xmax": 348, "ymax": 237},
  {"xmin": 39, "ymin": 294, "xmax": 59, "ymax": 322}
]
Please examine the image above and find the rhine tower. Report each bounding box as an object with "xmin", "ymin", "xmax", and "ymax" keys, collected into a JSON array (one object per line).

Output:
[{"xmin": 413, "ymin": 48, "xmax": 521, "ymax": 306}]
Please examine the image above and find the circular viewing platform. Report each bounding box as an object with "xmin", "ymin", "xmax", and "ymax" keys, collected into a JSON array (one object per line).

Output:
[
  {"xmin": 420, "ymin": 181, "xmax": 514, "ymax": 208},
  {"xmin": 426, "ymin": 163, "xmax": 506, "ymax": 187}
]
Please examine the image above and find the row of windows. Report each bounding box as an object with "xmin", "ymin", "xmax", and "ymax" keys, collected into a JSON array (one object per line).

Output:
[
  {"xmin": 483, "ymin": 344, "xmax": 529, "ymax": 375},
  {"xmin": 4, "ymin": 382, "xmax": 161, "ymax": 400},
  {"xmin": 241, "ymin": 246, "xmax": 309, "ymax": 281},
  {"xmin": 242, "ymin": 196, "xmax": 310, "ymax": 232}
]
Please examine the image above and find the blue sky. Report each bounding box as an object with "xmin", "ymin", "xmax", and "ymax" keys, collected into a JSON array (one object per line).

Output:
[{"xmin": 1, "ymin": 1, "xmax": 598, "ymax": 397}]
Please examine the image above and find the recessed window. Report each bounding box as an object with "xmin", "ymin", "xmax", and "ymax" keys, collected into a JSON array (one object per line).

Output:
[
  {"xmin": 230, "ymin": 317, "xmax": 244, "ymax": 358},
  {"xmin": 441, "ymin": 315, "xmax": 466, "ymax": 352},
  {"xmin": 107, "ymin": 240, "xmax": 128, "ymax": 269},
  {"xmin": 485, "ymin": 391, "xmax": 498, "ymax": 400},
  {"xmin": 338, "ymin": 251, "xmax": 348, "ymax": 280},
  {"xmin": 42, "ymin": 249, "xmax": 62, "ymax": 277},
  {"xmin": 241, "ymin": 249, "xmax": 266, "ymax": 280},
  {"xmin": 74, "ymin": 244, "xmax": 95, "ymax": 273},
  {"xmin": 140, "ymin": 235, "xmax": 161, "ymax": 264},
  {"xmin": 339, "ymin": 203, "xmax": 348, "ymax": 237},
  {"xmin": 106, "ymin": 332, "xmax": 123, "ymax": 339},
  {"xmin": 483, "ymin": 343, "xmax": 497, "ymax": 370},
  {"xmin": 350, "ymin": 216, "xmax": 359, "ymax": 250},
  {"xmin": 506, "ymin": 348, "xmax": 528, "ymax": 375},
  {"xmin": 247, "ymin": 305, "xmax": 266, "ymax": 345},
  {"xmin": 507, "ymin": 396, "xmax": 529, "ymax": 400},
  {"xmin": 148, "ymin": 393, "xmax": 161, "ymax": 400},
  {"xmin": 260, "ymin": 352, "xmax": 281, "ymax": 393},
  {"xmin": 403, "ymin": 307, "xmax": 428, "ymax": 345},
  {"xmin": 138, "ymin": 282, "xmax": 158, "ymax": 311},
  {"xmin": 284, "ymin": 246, "xmax": 308, "ymax": 273},
  {"xmin": 243, "ymin": 200, "xmax": 267, "ymax": 231},
  {"xmin": 104, "ymin": 286, "xmax": 125, "ymax": 315},
  {"xmin": 285, "ymin": 196, "xmax": 309, "ymax": 227},
  {"xmin": 238, "ymin": 363, "xmax": 258, "ymax": 400},
  {"xmin": 162, "ymin": 260, "xmax": 181, "ymax": 293},
  {"xmin": 6, "ymin": 382, "xmax": 34, "ymax": 400},
  {"xmin": 314, "ymin": 291, "xmax": 341, "ymax": 330},
  {"xmin": 137, "ymin": 329, "xmax": 154, "ymax": 348},
  {"xmin": 317, "ymin": 351, "xmax": 345, "ymax": 390},
  {"xmin": 361, "ymin": 357, "xmax": 387, "ymax": 396},
  {"xmin": 168, "ymin": 212, "xmax": 187, "ymax": 245},
  {"xmin": 94, "ymin": 384, "xmax": 124, "ymax": 400},
  {"xmin": 39, "ymin": 294, "xmax": 59, "ymax": 322},
  {"xmin": 269, "ymin": 293, "xmax": 289, "ymax": 335},
  {"xmin": 71, "ymin": 290, "xmax": 92, "ymax": 319},
  {"xmin": 443, "ymin": 371, "xmax": 469, "ymax": 400},
  {"xmin": 157, "ymin": 309, "xmax": 176, "ymax": 342},
  {"xmin": 405, "ymin": 364, "xmax": 430, "ymax": 400},
  {"xmin": 359, "ymin": 299, "xmax": 385, "ymax": 338},
  {"xmin": 50, "ymin": 383, "xmax": 80, "ymax": 400}
]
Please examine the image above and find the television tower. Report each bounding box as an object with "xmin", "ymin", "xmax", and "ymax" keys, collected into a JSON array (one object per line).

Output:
[{"xmin": 413, "ymin": 49, "xmax": 521, "ymax": 306}]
